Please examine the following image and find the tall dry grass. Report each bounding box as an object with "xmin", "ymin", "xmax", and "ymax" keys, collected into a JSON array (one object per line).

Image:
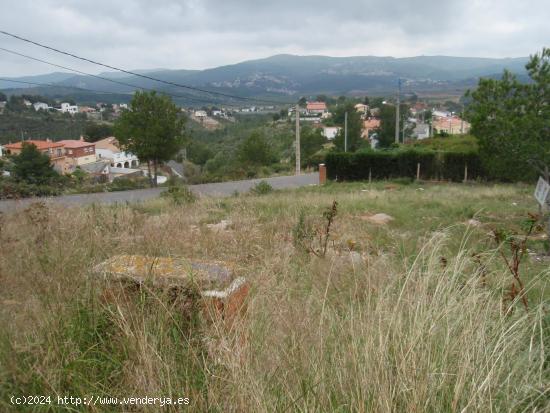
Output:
[{"xmin": 0, "ymin": 184, "xmax": 548, "ymax": 412}]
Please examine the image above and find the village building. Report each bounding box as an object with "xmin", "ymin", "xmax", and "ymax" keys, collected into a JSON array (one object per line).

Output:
[
  {"xmin": 321, "ymin": 126, "xmax": 341, "ymax": 140},
  {"xmin": 306, "ymin": 101, "xmax": 328, "ymax": 115},
  {"xmin": 354, "ymin": 103, "xmax": 369, "ymax": 114},
  {"xmin": 33, "ymin": 102, "xmax": 50, "ymax": 111},
  {"xmin": 361, "ymin": 118, "xmax": 381, "ymax": 139},
  {"xmin": 3, "ymin": 139, "xmax": 68, "ymax": 173},
  {"xmin": 57, "ymin": 139, "xmax": 97, "ymax": 173},
  {"xmin": 412, "ymin": 123, "xmax": 431, "ymax": 140},
  {"xmin": 94, "ymin": 136, "xmax": 139, "ymax": 168},
  {"xmin": 60, "ymin": 102, "xmax": 79, "ymax": 114},
  {"xmin": 432, "ymin": 117, "xmax": 471, "ymax": 135}
]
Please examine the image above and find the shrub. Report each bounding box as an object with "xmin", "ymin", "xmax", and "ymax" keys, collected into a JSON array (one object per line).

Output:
[
  {"xmin": 250, "ymin": 180, "xmax": 273, "ymax": 195},
  {"xmin": 0, "ymin": 179, "xmax": 62, "ymax": 199},
  {"xmin": 106, "ymin": 177, "xmax": 149, "ymax": 192},
  {"xmin": 161, "ymin": 185, "xmax": 196, "ymax": 205}
]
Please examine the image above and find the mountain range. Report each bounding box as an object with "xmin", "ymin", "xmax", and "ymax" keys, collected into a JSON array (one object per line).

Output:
[{"xmin": 0, "ymin": 54, "xmax": 529, "ymax": 105}]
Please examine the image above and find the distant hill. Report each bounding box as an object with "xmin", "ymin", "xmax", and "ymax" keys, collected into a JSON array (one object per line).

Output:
[{"xmin": 0, "ymin": 54, "xmax": 529, "ymax": 104}]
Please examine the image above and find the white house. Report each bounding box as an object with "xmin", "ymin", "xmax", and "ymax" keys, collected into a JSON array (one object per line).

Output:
[
  {"xmin": 432, "ymin": 110, "xmax": 451, "ymax": 119},
  {"xmin": 60, "ymin": 102, "xmax": 79, "ymax": 114},
  {"xmin": 0, "ymin": 144, "xmax": 4, "ymax": 157},
  {"xmin": 321, "ymin": 126, "xmax": 341, "ymax": 140},
  {"xmin": 194, "ymin": 110, "xmax": 207, "ymax": 118},
  {"xmin": 413, "ymin": 123, "xmax": 431, "ymax": 140},
  {"xmin": 33, "ymin": 102, "xmax": 50, "ymax": 111},
  {"xmin": 94, "ymin": 136, "xmax": 139, "ymax": 168}
]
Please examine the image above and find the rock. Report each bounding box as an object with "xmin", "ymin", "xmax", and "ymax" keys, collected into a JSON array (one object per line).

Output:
[
  {"xmin": 93, "ymin": 255, "xmax": 249, "ymax": 323},
  {"xmin": 466, "ymin": 219, "xmax": 482, "ymax": 227},
  {"xmin": 362, "ymin": 213, "xmax": 394, "ymax": 225},
  {"xmin": 206, "ymin": 220, "xmax": 232, "ymax": 232},
  {"xmin": 94, "ymin": 255, "xmax": 233, "ymax": 288}
]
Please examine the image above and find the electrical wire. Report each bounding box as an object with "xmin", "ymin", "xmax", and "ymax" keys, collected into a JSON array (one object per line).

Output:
[
  {"xmin": 0, "ymin": 46, "xmax": 240, "ymax": 106},
  {"xmin": 0, "ymin": 29, "xmax": 293, "ymax": 105}
]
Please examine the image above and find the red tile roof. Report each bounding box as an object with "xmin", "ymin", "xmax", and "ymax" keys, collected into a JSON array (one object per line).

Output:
[
  {"xmin": 306, "ymin": 102, "xmax": 327, "ymax": 111},
  {"xmin": 57, "ymin": 140, "xmax": 95, "ymax": 149},
  {"xmin": 4, "ymin": 140, "xmax": 64, "ymax": 150},
  {"xmin": 363, "ymin": 119, "xmax": 381, "ymax": 129}
]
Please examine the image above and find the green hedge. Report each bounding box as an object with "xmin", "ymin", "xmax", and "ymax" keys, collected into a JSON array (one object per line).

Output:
[{"xmin": 326, "ymin": 150, "xmax": 485, "ymax": 182}]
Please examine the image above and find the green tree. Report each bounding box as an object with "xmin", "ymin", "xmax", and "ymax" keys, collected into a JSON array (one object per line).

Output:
[
  {"xmin": 114, "ymin": 91, "xmax": 186, "ymax": 187},
  {"xmin": 332, "ymin": 102, "xmax": 364, "ymax": 152},
  {"xmin": 11, "ymin": 142, "xmax": 58, "ymax": 185},
  {"xmin": 300, "ymin": 127, "xmax": 327, "ymax": 167},
  {"xmin": 187, "ymin": 140, "xmax": 213, "ymax": 166},
  {"xmin": 466, "ymin": 48, "xmax": 550, "ymax": 181},
  {"xmin": 237, "ymin": 131, "xmax": 276, "ymax": 167},
  {"xmin": 298, "ymin": 97, "xmax": 307, "ymax": 107},
  {"xmin": 377, "ymin": 103, "xmax": 410, "ymax": 147},
  {"xmin": 0, "ymin": 92, "xmax": 7, "ymax": 101},
  {"xmin": 6, "ymin": 96, "xmax": 27, "ymax": 113},
  {"xmin": 84, "ymin": 123, "xmax": 114, "ymax": 142}
]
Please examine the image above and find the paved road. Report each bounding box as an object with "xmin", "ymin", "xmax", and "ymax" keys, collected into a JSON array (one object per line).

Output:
[{"xmin": 0, "ymin": 173, "xmax": 318, "ymax": 213}]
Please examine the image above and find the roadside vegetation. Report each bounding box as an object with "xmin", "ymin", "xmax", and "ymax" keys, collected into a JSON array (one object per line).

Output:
[{"xmin": 1, "ymin": 181, "xmax": 548, "ymax": 411}]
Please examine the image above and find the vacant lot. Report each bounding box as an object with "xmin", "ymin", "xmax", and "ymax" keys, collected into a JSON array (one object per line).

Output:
[{"xmin": 1, "ymin": 181, "xmax": 548, "ymax": 412}]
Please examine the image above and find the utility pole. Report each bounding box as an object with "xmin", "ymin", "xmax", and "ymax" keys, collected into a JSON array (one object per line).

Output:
[
  {"xmin": 395, "ymin": 78, "xmax": 401, "ymax": 144},
  {"xmin": 344, "ymin": 111, "xmax": 348, "ymax": 152},
  {"xmin": 461, "ymin": 103, "xmax": 464, "ymax": 134},
  {"xmin": 295, "ymin": 104, "xmax": 300, "ymax": 175}
]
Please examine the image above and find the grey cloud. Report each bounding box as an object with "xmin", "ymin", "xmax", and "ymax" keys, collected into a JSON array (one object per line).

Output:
[{"xmin": 0, "ymin": 0, "xmax": 548, "ymax": 76}]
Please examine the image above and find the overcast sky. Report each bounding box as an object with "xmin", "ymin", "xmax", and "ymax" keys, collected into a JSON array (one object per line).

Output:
[{"xmin": 0, "ymin": 0, "xmax": 548, "ymax": 77}]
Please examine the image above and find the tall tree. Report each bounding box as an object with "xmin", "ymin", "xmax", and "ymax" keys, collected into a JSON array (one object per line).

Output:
[
  {"xmin": 114, "ymin": 91, "xmax": 186, "ymax": 186},
  {"xmin": 333, "ymin": 102, "xmax": 364, "ymax": 152},
  {"xmin": 299, "ymin": 126, "xmax": 327, "ymax": 167},
  {"xmin": 84, "ymin": 123, "xmax": 114, "ymax": 142},
  {"xmin": 237, "ymin": 131, "xmax": 276, "ymax": 167},
  {"xmin": 466, "ymin": 48, "xmax": 550, "ymax": 181},
  {"xmin": 377, "ymin": 103, "xmax": 410, "ymax": 148},
  {"xmin": 11, "ymin": 143, "xmax": 58, "ymax": 185}
]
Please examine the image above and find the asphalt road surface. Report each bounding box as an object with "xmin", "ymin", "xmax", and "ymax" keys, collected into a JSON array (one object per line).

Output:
[{"xmin": 0, "ymin": 173, "xmax": 318, "ymax": 213}]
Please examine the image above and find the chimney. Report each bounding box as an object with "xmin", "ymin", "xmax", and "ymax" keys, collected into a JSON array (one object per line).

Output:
[
  {"xmin": 80, "ymin": 135, "xmax": 84, "ymax": 141},
  {"xmin": 46, "ymin": 138, "xmax": 51, "ymax": 142}
]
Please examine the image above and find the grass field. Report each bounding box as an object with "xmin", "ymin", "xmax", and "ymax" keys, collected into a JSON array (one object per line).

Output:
[{"xmin": 1, "ymin": 181, "xmax": 548, "ymax": 412}]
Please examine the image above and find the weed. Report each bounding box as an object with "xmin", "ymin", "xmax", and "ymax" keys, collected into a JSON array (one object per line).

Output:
[
  {"xmin": 292, "ymin": 200, "xmax": 338, "ymax": 257},
  {"xmin": 492, "ymin": 212, "xmax": 538, "ymax": 312},
  {"xmin": 161, "ymin": 185, "xmax": 196, "ymax": 205},
  {"xmin": 250, "ymin": 180, "xmax": 273, "ymax": 195}
]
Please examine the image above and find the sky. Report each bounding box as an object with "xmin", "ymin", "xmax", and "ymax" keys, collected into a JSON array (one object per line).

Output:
[{"xmin": 0, "ymin": 0, "xmax": 548, "ymax": 77}]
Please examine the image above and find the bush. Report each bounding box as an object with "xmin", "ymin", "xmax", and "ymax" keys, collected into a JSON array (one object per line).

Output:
[
  {"xmin": 250, "ymin": 180, "xmax": 273, "ymax": 195},
  {"xmin": 106, "ymin": 177, "xmax": 149, "ymax": 192},
  {"xmin": 161, "ymin": 185, "xmax": 196, "ymax": 205},
  {"xmin": 0, "ymin": 178, "xmax": 62, "ymax": 199},
  {"xmin": 326, "ymin": 149, "xmax": 485, "ymax": 182}
]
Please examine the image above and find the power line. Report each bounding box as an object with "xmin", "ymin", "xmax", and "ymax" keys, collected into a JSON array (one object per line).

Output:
[
  {"xmin": 0, "ymin": 46, "xmax": 238, "ymax": 106},
  {"xmin": 0, "ymin": 29, "xmax": 291, "ymax": 105}
]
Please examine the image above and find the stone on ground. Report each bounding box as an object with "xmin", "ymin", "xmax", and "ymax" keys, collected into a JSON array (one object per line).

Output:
[{"xmin": 362, "ymin": 213, "xmax": 394, "ymax": 225}]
